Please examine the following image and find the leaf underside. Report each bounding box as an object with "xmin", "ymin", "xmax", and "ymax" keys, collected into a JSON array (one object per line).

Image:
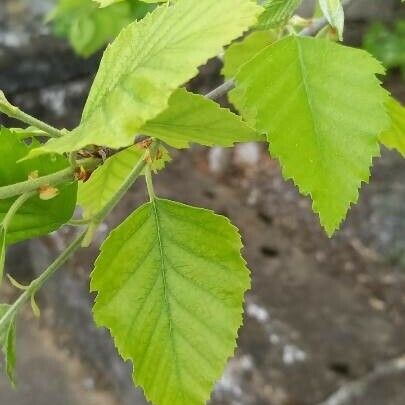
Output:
[
  {"xmin": 33, "ymin": 0, "xmax": 261, "ymax": 156},
  {"xmin": 91, "ymin": 199, "xmax": 250, "ymax": 405}
]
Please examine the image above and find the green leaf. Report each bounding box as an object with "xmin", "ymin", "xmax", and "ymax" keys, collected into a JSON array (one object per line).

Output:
[
  {"xmin": 380, "ymin": 98, "xmax": 405, "ymax": 157},
  {"xmin": 222, "ymin": 30, "xmax": 277, "ymax": 79},
  {"xmin": 78, "ymin": 145, "xmax": 170, "ymax": 218},
  {"xmin": 33, "ymin": 0, "xmax": 261, "ymax": 156},
  {"xmin": 49, "ymin": 0, "xmax": 154, "ymax": 57},
  {"xmin": 257, "ymin": 0, "xmax": 301, "ymax": 30},
  {"xmin": 0, "ymin": 127, "xmax": 77, "ymax": 244},
  {"xmin": 231, "ymin": 36, "xmax": 389, "ymax": 235},
  {"xmin": 318, "ymin": 0, "xmax": 344, "ymax": 41},
  {"xmin": 141, "ymin": 88, "xmax": 263, "ymax": 148},
  {"xmin": 91, "ymin": 198, "xmax": 250, "ymax": 405},
  {"xmin": 0, "ymin": 304, "xmax": 17, "ymax": 386}
]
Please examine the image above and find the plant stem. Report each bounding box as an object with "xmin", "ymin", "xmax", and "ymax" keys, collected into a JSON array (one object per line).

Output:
[
  {"xmin": 0, "ymin": 91, "xmax": 64, "ymax": 139},
  {"xmin": 0, "ymin": 229, "xmax": 86, "ymax": 331},
  {"xmin": 145, "ymin": 165, "xmax": 156, "ymax": 201},
  {"xmin": 0, "ymin": 157, "xmax": 100, "ymax": 200},
  {"xmin": 206, "ymin": 81, "xmax": 235, "ymax": 100},
  {"xmin": 2, "ymin": 192, "xmax": 36, "ymax": 229}
]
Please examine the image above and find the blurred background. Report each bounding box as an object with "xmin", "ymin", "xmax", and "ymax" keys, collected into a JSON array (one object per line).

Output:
[{"xmin": 0, "ymin": 0, "xmax": 404, "ymax": 404}]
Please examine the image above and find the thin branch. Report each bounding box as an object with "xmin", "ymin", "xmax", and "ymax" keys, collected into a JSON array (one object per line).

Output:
[
  {"xmin": 0, "ymin": 157, "xmax": 100, "ymax": 200},
  {"xmin": 317, "ymin": 354, "xmax": 405, "ymax": 405},
  {"xmin": 0, "ymin": 91, "xmax": 64, "ymax": 139},
  {"xmin": 206, "ymin": 81, "xmax": 236, "ymax": 100},
  {"xmin": 0, "ymin": 229, "xmax": 86, "ymax": 331},
  {"xmin": 2, "ymin": 192, "xmax": 36, "ymax": 230}
]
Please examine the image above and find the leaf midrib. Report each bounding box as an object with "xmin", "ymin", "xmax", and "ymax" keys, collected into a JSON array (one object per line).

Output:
[
  {"xmin": 151, "ymin": 199, "xmax": 185, "ymax": 403},
  {"xmin": 295, "ymin": 37, "xmax": 326, "ymax": 185}
]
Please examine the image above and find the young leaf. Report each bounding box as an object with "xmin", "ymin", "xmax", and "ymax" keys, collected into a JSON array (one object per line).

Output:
[
  {"xmin": 380, "ymin": 98, "xmax": 405, "ymax": 157},
  {"xmin": 0, "ymin": 304, "xmax": 17, "ymax": 386},
  {"xmin": 318, "ymin": 0, "xmax": 345, "ymax": 41},
  {"xmin": 257, "ymin": 0, "xmax": 301, "ymax": 30},
  {"xmin": 0, "ymin": 128, "xmax": 77, "ymax": 243},
  {"xmin": 32, "ymin": 0, "xmax": 261, "ymax": 157},
  {"xmin": 231, "ymin": 36, "xmax": 389, "ymax": 235},
  {"xmin": 91, "ymin": 199, "xmax": 250, "ymax": 405},
  {"xmin": 141, "ymin": 88, "xmax": 264, "ymax": 148},
  {"xmin": 78, "ymin": 145, "xmax": 170, "ymax": 219}
]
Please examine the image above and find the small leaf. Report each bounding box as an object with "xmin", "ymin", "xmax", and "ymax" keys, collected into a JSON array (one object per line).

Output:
[
  {"xmin": 91, "ymin": 199, "xmax": 250, "ymax": 405},
  {"xmin": 141, "ymin": 88, "xmax": 263, "ymax": 148},
  {"xmin": 380, "ymin": 98, "xmax": 405, "ymax": 157},
  {"xmin": 231, "ymin": 36, "xmax": 389, "ymax": 235},
  {"xmin": 318, "ymin": 0, "xmax": 345, "ymax": 41},
  {"xmin": 32, "ymin": 0, "xmax": 261, "ymax": 156},
  {"xmin": 0, "ymin": 304, "xmax": 17, "ymax": 386}
]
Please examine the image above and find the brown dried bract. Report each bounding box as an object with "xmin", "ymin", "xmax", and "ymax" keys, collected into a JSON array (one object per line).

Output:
[{"xmin": 75, "ymin": 166, "xmax": 92, "ymax": 182}]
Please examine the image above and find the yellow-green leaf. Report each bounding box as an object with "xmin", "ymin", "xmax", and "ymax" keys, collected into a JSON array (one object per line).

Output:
[
  {"xmin": 91, "ymin": 199, "xmax": 250, "ymax": 405},
  {"xmin": 141, "ymin": 88, "xmax": 263, "ymax": 148},
  {"xmin": 231, "ymin": 36, "xmax": 389, "ymax": 235},
  {"xmin": 33, "ymin": 0, "xmax": 261, "ymax": 156}
]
